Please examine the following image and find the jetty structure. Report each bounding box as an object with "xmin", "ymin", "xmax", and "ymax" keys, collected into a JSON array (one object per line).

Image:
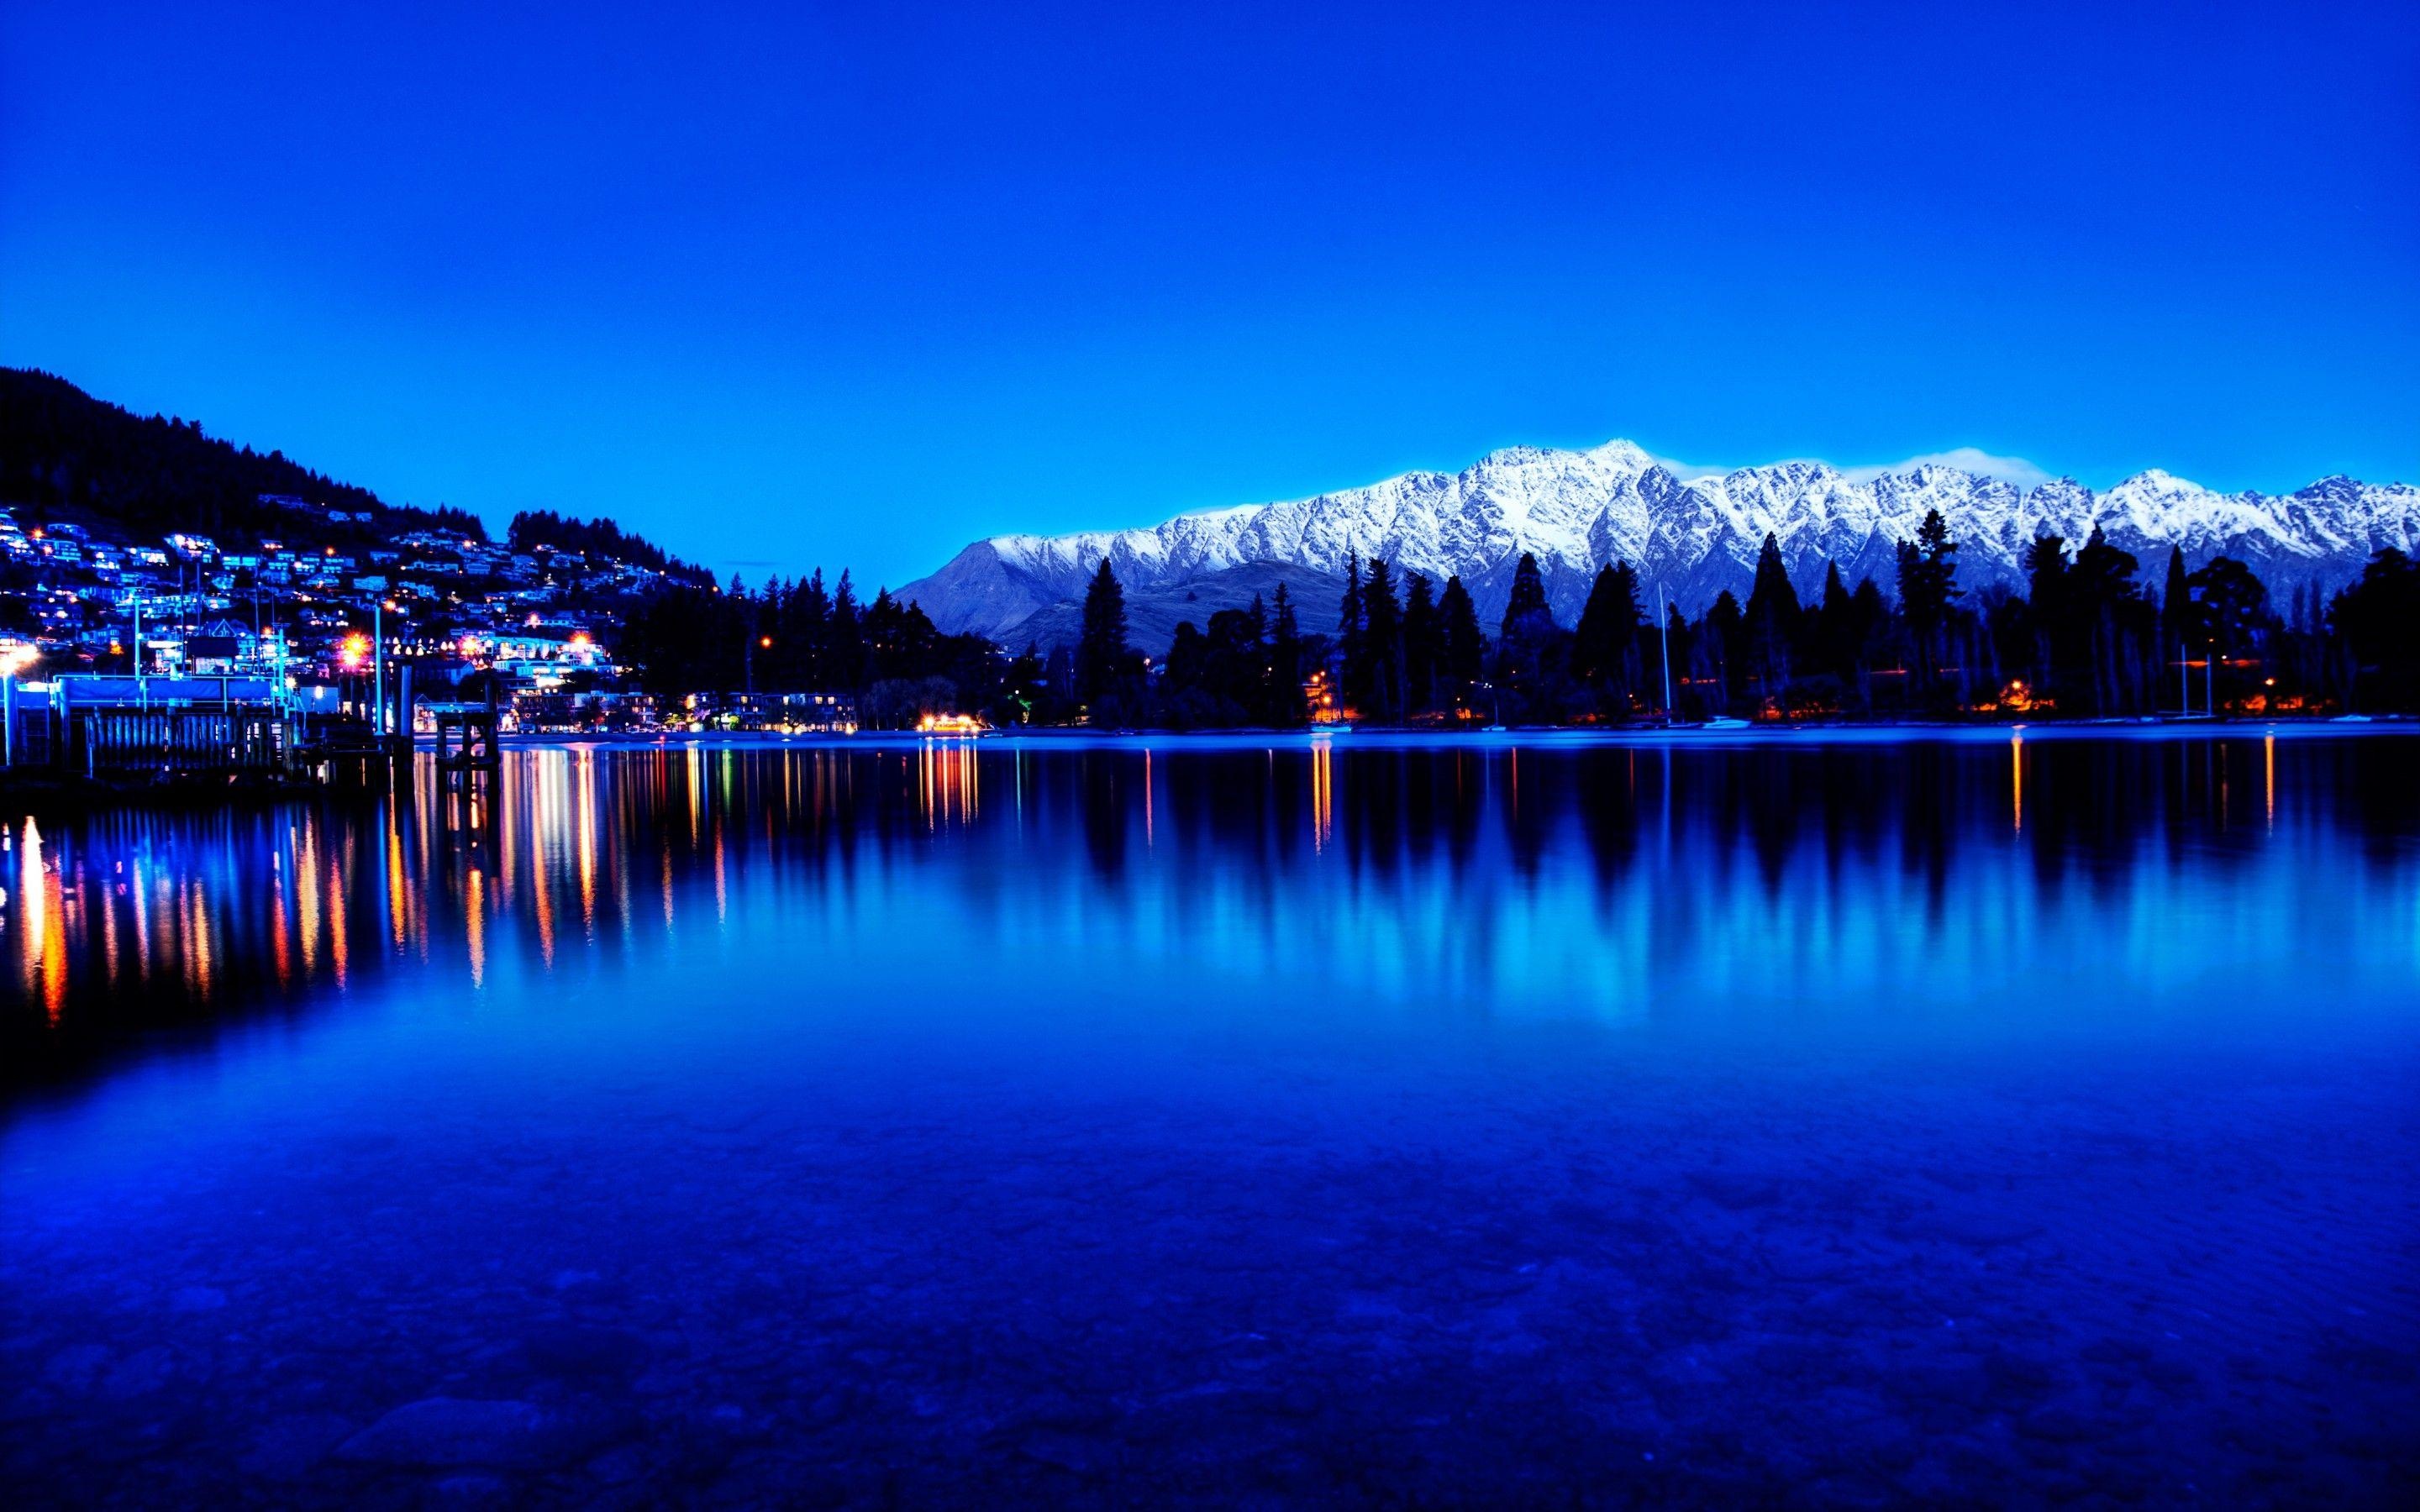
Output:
[{"xmin": 0, "ymin": 660, "xmax": 417, "ymax": 792}]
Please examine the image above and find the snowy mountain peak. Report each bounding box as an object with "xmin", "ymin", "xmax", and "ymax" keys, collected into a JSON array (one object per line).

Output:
[
  {"xmin": 2110, "ymin": 468, "xmax": 2206, "ymax": 497},
  {"xmin": 897, "ymin": 440, "xmax": 2417, "ymax": 644}
]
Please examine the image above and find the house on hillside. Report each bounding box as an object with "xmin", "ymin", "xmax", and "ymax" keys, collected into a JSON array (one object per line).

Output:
[{"xmin": 185, "ymin": 618, "xmax": 263, "ymax": 675}]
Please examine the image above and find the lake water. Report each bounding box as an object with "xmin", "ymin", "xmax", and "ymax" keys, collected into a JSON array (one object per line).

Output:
[{"xmin": 3, "ymin": 731, "xmax": 2416, "ymax": 1507}]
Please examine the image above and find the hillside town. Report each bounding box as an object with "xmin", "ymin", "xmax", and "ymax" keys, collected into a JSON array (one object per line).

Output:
[{"xmin": 0, "ymin": 493, "xmax": 858, "ymax": 736}]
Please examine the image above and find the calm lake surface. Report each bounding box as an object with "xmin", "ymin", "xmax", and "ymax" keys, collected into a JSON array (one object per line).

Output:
[{"xmin": 4, "ymin": 731, "xmax": 2417, "ymax": 1508}]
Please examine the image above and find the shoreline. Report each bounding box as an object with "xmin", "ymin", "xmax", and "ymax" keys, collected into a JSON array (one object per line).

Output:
[
  {"xmin": 476, "ymin": 717, "xmax": 2416, "ymax": 752},
  {"xmin": 5, "ymin": 717, "xmax": 2409, "ymax": 817}
]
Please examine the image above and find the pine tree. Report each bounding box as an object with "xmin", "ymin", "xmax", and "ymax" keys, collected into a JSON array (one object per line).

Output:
[
  {"xmin": 1439, "ymin": 575, "xmax": 1484, "ymax": 711},
  {"xmin": 2191, "ymin": 555, "xmax": 2270, "ymax": 710},
  {"xmin": 791, "ymin": 568, "xmax": 832, "ymax": 686},
  {"xmin": 1337, "ymin": 552, "xmax": 1365, "ymax": 692},
  {"xmin": 2331, "ymin": 549, "xmax": 2420, "ymax": 710},
  {"xmin": 829, "ymin": 570, "xmax": 865, "ymax": 690},
  {"xmin": 1496, "ymin": 552, "xmax": 1554, "ymax": 690},
  {"xmin": 1402, "ymin": 572, "xmax": 1440, "ymax": 715},
  {"xmin": 1267, "ymin": 582, "xmax": 1306, "ymax": 725},
  {"xmin": 2023, "ymin": 534, "xmax": 2069, "ymax": 699},
  {"xmin": 2161, "ymin": 544, "xmax": 2191, "ymax": 622},
  {"xmin": 1162, "ymin": 621, "xmax": 1210, "ymax": 715},
  {"xmin": 1702, "ymin": 589, "xmax": 1744, "ymax": 711},
  {"xmin": 1814, "ymin": 560, "xmax": 1851, "ymax": 683},
  {"xmin": 2071, "ymin": 528, "xmax": 2144, "ymax": 713},
  {"xmin": 1499, "ymin": 552, "xmax": 1549, "ymax": 641},
  {"xmin": 1902, "ymin": 511, "xmax": 1960, "ymax": 627},
  {"xmin": 1897, "ymin": 510, "xmax": 1960, "ymax": 697},
  {"xmin": 1570, "ymin": 561, "xmax": 1641, "ymax": 690},
  {"xmin": 1742, "ymin": 533, "xmax": 1800, "ymax": 696},
  {"xmin": 2160, "ymin": 544, "xmax": 2198, "ymax": 642},
  {"xmin": 1075, "ymin": 556, "xmax": 1130, "ymax": 706},
  {"xmin": 1359, "ymin": 559, "xmax": 1406, "ymax": 722}
]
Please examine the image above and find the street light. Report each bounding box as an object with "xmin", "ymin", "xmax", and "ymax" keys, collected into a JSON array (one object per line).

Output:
[
  {"xmin": 371, "ymin": 601, "xmax": 385, "ymax": 733},
  {"xmin": 1, "ymin": 643, "xmax": 37, "ymax": 768}
]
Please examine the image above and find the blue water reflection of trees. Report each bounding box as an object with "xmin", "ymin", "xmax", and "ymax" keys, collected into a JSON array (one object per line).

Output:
[{"xmin": 8, "ymin": 733, "xmax": 2414, "ymax": 1092}]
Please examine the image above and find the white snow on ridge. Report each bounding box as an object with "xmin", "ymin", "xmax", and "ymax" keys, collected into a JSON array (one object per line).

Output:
[{"xmin": 897, "ymin": 440, "xmax": 2419, "ymax": 642}]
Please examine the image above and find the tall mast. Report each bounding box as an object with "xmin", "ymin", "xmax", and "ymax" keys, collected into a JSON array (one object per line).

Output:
[{"xmin": 1658, "ymin": 582, "xmax": 1674, "ymax": 719}]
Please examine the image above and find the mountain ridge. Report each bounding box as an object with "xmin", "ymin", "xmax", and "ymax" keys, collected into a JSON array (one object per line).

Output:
[{"xmin": 897, "ymin": 440, "xmax": 2419, "ymax": 642}]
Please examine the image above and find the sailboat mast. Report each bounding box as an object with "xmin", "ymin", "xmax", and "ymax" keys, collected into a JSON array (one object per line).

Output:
[{"xmin": 1658, "ymin": 582, "xmax": 1674, "ymax": 718}]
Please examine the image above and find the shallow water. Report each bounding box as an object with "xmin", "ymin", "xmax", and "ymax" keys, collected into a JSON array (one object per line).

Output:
[{"xmin": 4, "ymin": 731, "xmax": 2417, "ymax": 1507}]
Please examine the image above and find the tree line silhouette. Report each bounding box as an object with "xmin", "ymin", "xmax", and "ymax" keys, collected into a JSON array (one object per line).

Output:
[
  {"xmin": 1, "ymin": 368, "xmax": 483, "ymax": 549},
  {"xmin": 621, "ymin": 507, "xmax": 2420, "ymax": 725},
  {"xmin": 505, "ymin": 510, "xmax": 712, "ymax": 582}
]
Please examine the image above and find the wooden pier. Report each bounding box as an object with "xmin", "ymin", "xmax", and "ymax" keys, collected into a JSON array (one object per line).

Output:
[
  {"xmin": 3, "ymin": 674, "xmax": 406, "ymax": 793},
  {"xmin": 2, "ymin": 669, "xmax": 514, "ymax": 814},
  {"xmin": 430, "ymin": 693, "xmax": 502, "ymax": 792},
  {"xmin": 295, "ymin": 716, "xmax": 414, "ymax": 790},
  {"xmin": 3, "ymin": 676, "xmax": 303, "ymax": 781},
  {"xmin": 71, "ymin": 705, "xmax": 295, "ymax": 775}
]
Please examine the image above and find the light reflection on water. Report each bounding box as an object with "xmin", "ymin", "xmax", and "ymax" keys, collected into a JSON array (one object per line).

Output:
[
  {"xmin": 2, "ymin": 732, "xmax": 2416, "ymax": 1505},
  {"xmin": 8, "ymin": 732, "xmax": 2415, "ymax": 1074}
]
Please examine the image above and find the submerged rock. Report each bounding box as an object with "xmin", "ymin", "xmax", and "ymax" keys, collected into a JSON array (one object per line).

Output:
[
  {"xmin": 1014, "ymin": 1428, "xmax": 1120, "ymax": 1477},
  {"xmin": 97, "ymin": 1346, "xmax": 178, "ymax": 1400},
  {"xmin": 427, "ymin": 1473, "xmax": 513, "ymax": 1507},
  {"xmin": 43, "ymin": 1343, "xmax": 112, "ymax": 1394},
  {"xmin": 335, "ymin": 1396, "xmax": 634, "ymax": 1470},
  {"xmin": 237, "ymin": 1412, "xmax": 359, "ymax": 1479},
  {"xmin": 520, "ymin": 1324, "xmax": 651, "ymax": 1379}
]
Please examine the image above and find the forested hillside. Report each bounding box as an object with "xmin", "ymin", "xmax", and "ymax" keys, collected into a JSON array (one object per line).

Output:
[
  {"xmin": 0, "ymin": 367, "xmax": 483, "ymax": 549},
  {"xmin": 507, "ymin": 508, "xmax": 708, "ymax": 582}
]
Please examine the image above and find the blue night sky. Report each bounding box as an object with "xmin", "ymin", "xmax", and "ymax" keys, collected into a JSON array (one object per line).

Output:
[{"xmin": 3, "ymin": 1, "xmax": 2414, "ymax": 588}]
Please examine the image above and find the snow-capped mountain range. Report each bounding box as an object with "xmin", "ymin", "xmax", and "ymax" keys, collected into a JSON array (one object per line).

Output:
[{"xmin": 897, "ymin": 440, "xmax": 2417, "ymax": 643}]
